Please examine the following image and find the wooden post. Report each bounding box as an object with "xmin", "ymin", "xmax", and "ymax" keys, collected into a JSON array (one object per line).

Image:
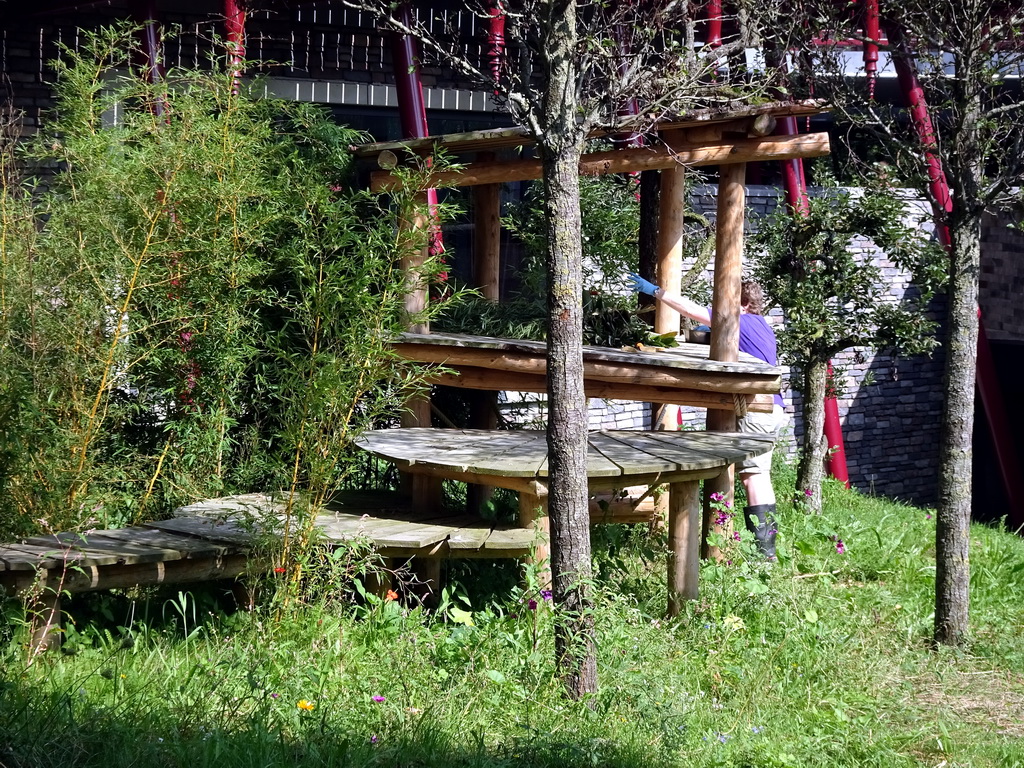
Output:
[
  {"xmin": 467, "ymin": 176, "xmax": 501, "ymax": 514},
  {"xmin": 703, "ymin": 162, "xmax": 745, "ymax": 560},
  {"xmin": 399, "ymin": 192, "xmax": 440, "ymax": 503},
  {"xmin": 667, "ymin": 479, "xmax": 701, "ymax": 615},
  {"xmin": 28, "ymin": 590, "xmax": 62, "ymax": 653},
  {"xmin": 473, "ymin": 177, "xmax": 502, "ymax": 302},
  {"xmin": 653, "ymin": 163, "xmax": 685, "ymax": 431},
  {"xmin": 519, "ymin": 491, "xmax": 550, "ymax": 587}
]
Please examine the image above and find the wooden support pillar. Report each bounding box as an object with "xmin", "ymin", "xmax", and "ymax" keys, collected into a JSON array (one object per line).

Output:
[
  {"xmin": 473, "ymin": 178, "xmax": 502, "ymax": 302},
  {"xmin": 703, "ymin": 162, "xmax": 746, "ymax": 560},
  {"xmin": 28, "ymin": 591, "xmax": 62, "ymax": 653},
  {"xmin": 653, "ymin": 163, "xmax": 685, "ymax": 431},
  {"xmin": 467, "ymin": 176, "xmax": 501, "ymax": 514},
  {"xmin": 518, "ymin": 491, "xmax": 550, "ymax": 587},
  {"xmin": 667, "ymin": 479, "xmax": 701, "ymax": 615},
  {"xmin": 400, "ymin": 192, "xmax": 440, "ymax": 499}
]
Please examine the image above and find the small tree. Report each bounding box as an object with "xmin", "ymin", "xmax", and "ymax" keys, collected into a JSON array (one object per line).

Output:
[
  {"xmin": 345, "ymin": 0, "xmax": 792, "ymax": 697},
  {"xmin": 751, "ymin": 181, "xmax": 946, "ymax": 512},
  {"xmin": 792, "ymin": 0, "xmax": 1024, "ymax": 646}
]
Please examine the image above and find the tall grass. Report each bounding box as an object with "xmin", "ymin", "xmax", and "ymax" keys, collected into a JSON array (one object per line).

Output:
[{"xmin": 2, "ymin": 477, "xmax": 1022, "ymax": 768}]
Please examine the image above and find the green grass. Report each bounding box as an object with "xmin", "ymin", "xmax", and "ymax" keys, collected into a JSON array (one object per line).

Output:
[{"xmin": 2, "ymin": 471, "xmax": 1023, "ymax": 768}]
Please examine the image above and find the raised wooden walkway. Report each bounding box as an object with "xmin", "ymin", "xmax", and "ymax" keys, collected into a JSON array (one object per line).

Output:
[{"xmin": 0, "ymin": 488, "xmax": 656, "ymax": 650}]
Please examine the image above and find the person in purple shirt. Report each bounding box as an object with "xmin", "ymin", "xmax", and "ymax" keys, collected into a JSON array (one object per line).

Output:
[{"xmin": 629, "ymin": 274, "xmax": 786, "ymax": 560}]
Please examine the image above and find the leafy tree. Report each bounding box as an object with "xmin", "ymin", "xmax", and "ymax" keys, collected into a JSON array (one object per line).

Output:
[
  {"xmin": 751, "ymin": 181, "xmax": 946, "ymax": 512},
  {"xmin": 344, "ymin": 0, "xmax": 791, "ymax": 696},
  {"xmin": 795, "ymin": 0, "xmax": 1024, "ymax": 644}
]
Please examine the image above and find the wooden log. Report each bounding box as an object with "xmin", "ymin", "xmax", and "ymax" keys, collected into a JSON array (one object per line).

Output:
[
  {"xmin": 654, "ymin": 161, "xmax": 686, "ymax": 431},
  {"xmin": 426, "ymin": 367, "xmax": 774, "ymax": 411},
  {"xmin": 703, "ymin": 160, "xmax": 746, "ymax": 561},
  {"xmin": 667, "ymin": 480, "xmax": 701, "ymax": 615},
  {"xmin": 28, "ymin": 591, "xmax": 62, "ymax": 653},
  {"xmin": 750, "ymin": 114, "xmax": 777, "ymax": 137},
  {"xmin": 519, "ymin": 491, "xmax": 550, "ymax": 587},
  {"xmin": 0, "ymin": 554, "xmax": 255, "ymax": 598},
  {"xmin": 395, "ymin": 345, "xmax": 779, "ymax": 393},
  {"xmin": 370, "ymin": 133, "xmax": 831, "ymax": 190},
  {"xmin": 473, "ymin": 179, "xmax": 502, "ymax": 301}
]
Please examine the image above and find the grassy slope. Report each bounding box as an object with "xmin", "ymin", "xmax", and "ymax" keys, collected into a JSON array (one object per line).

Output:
[{"xmin": 2, "ymin": 469, "xmax": 1023, "ymax": 768}]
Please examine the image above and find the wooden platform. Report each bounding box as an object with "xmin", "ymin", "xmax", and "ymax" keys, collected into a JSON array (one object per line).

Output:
[{"xmin": 394, "ymin": 332, "xmax": 781, "ymax": 412}]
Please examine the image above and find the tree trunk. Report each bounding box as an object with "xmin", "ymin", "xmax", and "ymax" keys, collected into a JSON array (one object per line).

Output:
[
  {"xmin": 934, "ymin": 216, "xmax": 979, "ymax": 646},
  {"xmin": 796, "ymin": 360, "xmax": 828, "ymax": 514},
  {"xmin": 934, "ymin": 52, "xmax": 983, "ymax": 647},
  {"xmin": 538, "ymin": 0, "xmax": 596, "ymax": 699}
]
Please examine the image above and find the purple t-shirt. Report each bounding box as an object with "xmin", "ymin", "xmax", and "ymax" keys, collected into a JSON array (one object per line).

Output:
[{"xmin": 709, "ymin": 310, "xmax": 785, "ymax": 408}]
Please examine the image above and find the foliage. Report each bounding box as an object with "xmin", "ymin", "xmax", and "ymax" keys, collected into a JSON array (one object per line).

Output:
[
  {"xmin": 751, "ymin": 181, "xmax": 946, "ymax": 369},
  {"xmin": 2, "ymin": 474, "xmax": 1024, "ymax": 767},
  {"xmin": 749, "ymin": 177, "xmax": 946, "ymax": 509},
  {"xmin": 0, "ymin": 26, "xmax": 457, "ymax": 544}
]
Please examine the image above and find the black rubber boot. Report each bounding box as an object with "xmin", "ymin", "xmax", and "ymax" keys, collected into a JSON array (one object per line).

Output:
[{"xmin": 744, "ymin": 504, "xmax": 777, "ymax": 560}]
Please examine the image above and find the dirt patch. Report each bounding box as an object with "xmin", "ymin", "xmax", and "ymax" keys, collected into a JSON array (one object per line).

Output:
[{"xmin": 912, "ymin": 667, "xmax": 1024, "ymax": 738}]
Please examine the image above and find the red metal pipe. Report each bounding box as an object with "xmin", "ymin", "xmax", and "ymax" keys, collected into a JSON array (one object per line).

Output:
[
  {"xmin": 863, "ymin": 0, "xmax": 881, "ymax": 99},
  {"xmin": 129, "ymin": 0, "xmax": 164, "ymax": 93},
  {"xmin": 390, "ymin": 3, "xmax": 444, "ymax": 258},
  {"xmin": 774, "ymin": 115, "xmax": 850, "ymax": 486},
  {"xmin": 224, "ymin": 0, "xmax": 246, "ymax": 93},
  {"xmin": 706, "ymin": 0, "xmax": 723, "ymax": 49},
  {"xmin": 887, "ymin": 24, "xmax": 1024, "ymax": 527},
  {"xmin": 487, "ymin": 3, "xmax": 506, "ymax": 89}
]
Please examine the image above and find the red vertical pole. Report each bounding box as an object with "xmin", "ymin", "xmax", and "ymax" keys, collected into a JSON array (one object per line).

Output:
[
  {"xmin": 863, "ymin": 0, "xmax": 880, "ymax": 100},
  {"xmin": 888, "ymin": 25, "xmax": 1024, "ymax": 529},
  {"xmin": 224, "ymin": 0, "xmax": 246, "ymax": 93},
  {"xmin": 390, "ymin": 3, "xmax": 444, "ymax": 258},
  {"xmin": 775, "ymin": 116, "xmax": 851, "ymax": 486},
  {"xmin": 487, "ymin": 3, "xmax": 505, "ymax": 88},
  {"xmin": 129, "ymin": 0, "xmax": 164, "ymax": 115}
]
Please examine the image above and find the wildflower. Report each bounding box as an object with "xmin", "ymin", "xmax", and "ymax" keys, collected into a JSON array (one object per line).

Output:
[
  {"xmin": 710, "ymin": 492, "xmax": 725, "ymax": 503},
  {"xmin": 297, "ymin": 699, "xmax": 315, "ymax": 711},
  {"xmin": 714, "ymin": 510, "xmax": 731, "ymax": 526},
  {"xmin": 385, "ymin": 589, "xmax": 398, "ymax": 601},
  {"xmin": 528, "ymin": 598, "xmax": 538, "ymax": 611},
  {"xmin": 372, "ymin": 695, "xmax": 386, "ymax": 703},
  {"xmin": 370, "ymin": 735, "xmax": 378, "ymax": 744},
  {"xmin": 804, "ymin": 488, "xmax": 814, "ymax": 497},
  {"xmin": 835, "ymin": 539, "xmax": 846, "ymax": 555},
  {"xmin": 926, "ymin": 514, "xmax": 932, "ymax": 520},
  {"xmin": 540, "ymin": 589, "xmax": 553, "ymax": 601},
  {"xmin": 717, "ymin": 732, "xmax": 730, "ymax": 743},
  {"xmin": 752, "ymin": 726, "xmax": 763, "ymax": 734},
  {"xmin": 273, "ymin": 567, "xmax": 286, "ymax": 574},
  {"xmin": 732, "ymin": 531, "xmax": 741, "ymax": 542},
  {"xmin": 269, "ymin": 693, "xmax": 279, "ymax": 699}
]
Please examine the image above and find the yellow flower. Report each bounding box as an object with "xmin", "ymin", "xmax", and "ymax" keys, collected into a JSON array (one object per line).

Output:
[{"xmin": 297, "ymin": 699, "xmax": 315, "ymax": 711}]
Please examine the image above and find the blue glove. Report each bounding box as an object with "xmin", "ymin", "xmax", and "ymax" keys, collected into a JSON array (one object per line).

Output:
[{"xmin": 628, "ymin": 272, "xmax": 659, "ymax": 297}]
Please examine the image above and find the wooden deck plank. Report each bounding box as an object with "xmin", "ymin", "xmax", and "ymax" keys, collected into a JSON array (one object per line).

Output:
[
  {"xmin": 95, "ymin": 528, "xmax": 236, "ymax": 558},
  {"xmin": 358, "ymin": 428, "xmax": 548, "ymax": 478},
  {"xmin": 20, "ymin": 533, "xmax": 181, "ymax": 565},
  {"xmin": 587, "ymin": 431, "xmax": 681, "ymax": 475},
  {"xmin": 446, "ymin": 525, "xmax": 493, "ymax": 550},
  {"xmin": 0, "ymin": 543, "xmax": 103, "ymax": 570},
  {"xmin": 174, "ymin": 493, "xmax": 286, "ymax": 519},
  {"xmin": 146, "ymin": 517, "xmax": 258, "ymax": 546},
  {"xmin": 642, "ymin": 430, "xmax": 772, "ymax": 465},
  {"xmin": 597, "ymin": 431, "xmax": 726, "ymax": 472},
  {"xmin": 482, "ymin": 527, "xmax": 542, "ymax": 552}
]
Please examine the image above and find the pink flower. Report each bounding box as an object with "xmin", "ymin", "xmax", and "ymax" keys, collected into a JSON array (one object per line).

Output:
[
  {"xmin": 835, "ymin": 539, "xmax": 846, "ymax": 555},
  {"xmin": 372, "ymin": 695, "xmax": 386, "ymax": 703}
]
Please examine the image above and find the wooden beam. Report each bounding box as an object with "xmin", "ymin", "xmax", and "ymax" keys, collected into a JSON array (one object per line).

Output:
[
  {"xmin": 394, "ymin": 345, "xmax": 780, "ymax": 394},
  {"xmin": 370, "ymin": 133, "xmax": 831, "ymax": 191},
  {"xmin": 425, "ymin": 366, "xmax": 775, "ymax": 411},
  {"xmin": 472, "ymin": 178, "xmax": 501, "ymax": 301}
]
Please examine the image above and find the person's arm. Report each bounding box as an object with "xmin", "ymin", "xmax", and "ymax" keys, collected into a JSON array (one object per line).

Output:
[{"xmin": 627, "ymin": 273, "xmax": 712, "ymax": 326}]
